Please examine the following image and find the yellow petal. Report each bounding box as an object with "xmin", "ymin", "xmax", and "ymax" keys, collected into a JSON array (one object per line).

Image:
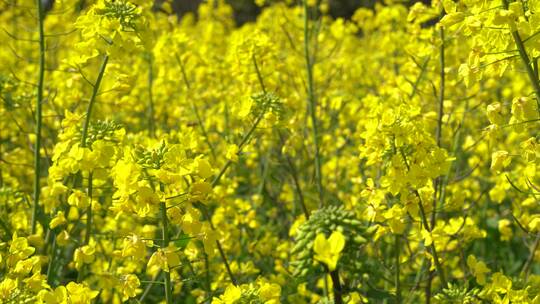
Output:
[
  {"xmin": 328, "ymin": 231, "xmax": 346, "ymax": 254},
  {"xmin": 313, "ymin": 233, "xmax": 328, "ymax": 256}
]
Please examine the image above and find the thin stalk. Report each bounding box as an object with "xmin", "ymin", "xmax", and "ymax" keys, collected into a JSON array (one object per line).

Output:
[
  {"xmin": 83, "ymin": 172, "xmax": 93, "ymax": 245},
  {"xmin": 32, "ymin": 0, "xmax": 46, "ymax": 234},
  {"xmin": 210, "ymin": 55, "xmax": 266, "ymax": 187},
  {"xmin": 211, "ymin": 112, "xmax": 265, "ymax": 188},
  {"xmin": 329, "ymin": 270, "xmax": 344, "ymax": 304},
  {"xmin": 534, "ymin": 57, "xmax": 539, "ymax": 80},
  {"xmin": 0, "ymin": 144, "xmax": 3, "ymax": 188},
  {"xmin": 395, "ymin": 235, "xmax": 401, "ymax": 304},
  {"xmin": 258, "ymin": 149, "xmax": 271, "ymax": 195},
  {"xmin": 503, "ymin": 0, "xmax": 540, "ymax": 113},
  {"xmin": 204, "ymin": 251, "xmax": 211, "ymax": 296},
  {"xmin": 435, "ymin": 27, "xmax": 445, "ymax": 148},
  {"xmin": 323, "ymin": 273, "xmax": 329, "ymax": 299},
  {"xmin": 431, "ymin": 27, "xmax": 445, "ymax": 229},
  {"xmin": 0, "ymin": 217, "xmax": 12, "ymax": 239},
  {"xmin": 216, "ymin": 239, "xmax": 237, "ymax": 285},
  {"xmin": 75, "ymin": 56, "xmax": 108, "ymax": 281},
  {"xmin": 286, "ymin": 152, "xmax": 309, "ymax": 219},
  {"xmin": 160, "ymin": 201, "xmax": 173, "ymax": 304},
  {"xmin": 400, "ymin": 150, "xmax": 447, "ymax": 287},
  {"xmin": 174, "ymin": 53, "xmax": 216, "ymax": 159},
  {"xmin": 197, "ymin": 203, "xmax": 237, "ymax": 285},
  {"xmin": 426, "ymin": 29, "xmax": 446, "ymax": 296},
  {"xmin": 303, "ymin": 0, "xmax": 324, "ymax": 207},
  {"xmin": 417, "ymin": 192, "xmax": 447, "ymax": 287},
  {"xmin": 80, "ymin": 55, "xmax": 109, "ymax": 147},
  {"xmin": 253, "ymin": 54, "xmax": 310, "ymax": 220},
  {"xmin": 147, "ymin": 53, "xmax": 156, "ymax": 138},
  {"xmin": 406, "ymin": 258, "xmax": 427, "ymax": 304},
  {"xmin": 253, "ymin": 54, "xmax": 267, "ymax": 93},
  {"xmin": 196, "ymin": 92, "xmax": 266, "ymax": 286},
  {"xmin": 192, "ymin": 54, "xmax": 272, "ymax": 287},
  {"xmin": 409, "ymin": 57, "xmax": 430, "ymax": 99},
  {"xmin": 46, "ymin": 232, "xmax": 57, "ymax": 284},
  {"xmin": 521, "ymin": 232, "xmax": 540, "ymax": 281},
  {"xmin": 138, "ymin": 271, "xmax": 162, "ymax": 303},
  {"xmin": 138, "ymin": 227, "xmax": 187, "ymax": 304},
  {"xmin": 426, "ymin": 270, "xmax": 433, "ymax": 304}
]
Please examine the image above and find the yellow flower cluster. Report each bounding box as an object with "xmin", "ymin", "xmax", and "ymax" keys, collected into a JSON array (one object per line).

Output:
[{"xmin": 2, "ymin": 0, "xmax": 540, "ymax": 303}]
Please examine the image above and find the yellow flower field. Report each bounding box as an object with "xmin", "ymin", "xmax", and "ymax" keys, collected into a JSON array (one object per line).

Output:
[{"xmin": 1, "ymin": 0, "xmax": 540, "ymax": 303}]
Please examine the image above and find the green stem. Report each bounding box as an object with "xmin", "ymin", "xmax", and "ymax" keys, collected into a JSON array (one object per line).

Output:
[
  {"xmin": 76, "ymin": 55, "xmax": 107, "ymax": 281},
  {"xmin": 174, "ymin": 53, "xmax": 216, "ymax": 159},
  {"xmin": 190, "ymin": 54, "xmax": 273, "ymax": 287},
  {"xmin": 253, "ymin": 54, "xmax": 267, "ymax": 94},
  {"xmin": 409, "ymin": 57, "xmax": 430, "ymax": 99},
  {"xmin": 329, "ymin": 269, "xmax": 344, "ymax": 304},
  {"xmin": 303, "ymin": 0, "xmax": 324, "ymax": 207},
  {"xmin": 285, "ymin": 151, "xmax": 309, "ymax": 218},
  {"xmin": 83, "ymin": 172, "xmax": 93, "ymax": 245},
  {"xmin": 160, "ymin": 201, "xmax": 172, "ymax": 304},
  {"xmin": 0, "ymin": 217, "xmax": 12, "ymax": 239},
  {"xmin": 400, "ymin": 150, "xmax": 447, "ymax": 287},
  {"xmin": 210, "ymin": 56, "xmax": 266, "ymax": 188},
  {"xmin": 406, "ymin": 258, "xmax": 426, "ymax": 304},
  {"xmin": 197, "ymin": 203, "xmax": 238, "ymax": 285},
  {"xmin": 46, "ymin": 232, "xmax": 57, "ymax": 284},
  {"xmin": 435, "ymin": 27, "xmax": 445, "ymax": 148},
  {"xmin": 253, "ymin": 53, "xmax": 310, "ymax": 219},
  {"xmin": 534, "ymin": 57, "xmax": 539, "ymax": 80},
  {"xmin": 211, "ymin": 112, "xmax": 265, "ymax": 188},
  {"xmin": 81, "ymin": 55, "xmax": 109, "ymax": 147},
  {"xmin": 323, "ymin": 272, "xmax": 329, "ymax": 299},
  {"xmin": 32, "ymin": 0, "xmax": 46, "ymax": 234},
  {"xmin": 147, "ymin": 53, "xmax": 156, "ymax": 138},
  {"xmin": 204, "ymin": 250, "xmax": 211, "ymax": 296},
  {"xmin": 395, "ymin": 235, "xmax": 401, "ymax": 304},
  {"xmin": 138, "ymin": 271, "xmax": 162, "ymax": 302},
  {"xmin": 521, "ymin": 232, "xmax": 540, "ymax": 281},
  {"xmin": 216, "ymin": 239, "xmax": 237, "ymax": 285},
  {"xmin": 0, "ymin": 143, "xmax": 3, "ymax": 188},
  {"xmin": 428, "ymin": 30, "xmax": 446, "ymax": 295},
  {"xmin": 417, "ymin": 191, "xmax": 447, "ymax": 287}
]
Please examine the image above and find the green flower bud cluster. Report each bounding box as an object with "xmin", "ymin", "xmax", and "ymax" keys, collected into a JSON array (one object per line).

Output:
[
  {"xmin": 434, "ymin": 284, "xmax": 480, "ymax": 304},
  {"xmin": 3, "ymin": 287, "xmax": 36, "ymax": 304},
  {"xmin": 0, "ymin": 186, "xmax": 23, "ymax": 201},
  {"xmin": 133, "ymin": 141, "xmax": 168, "ymax": 170},
  {"xmin": 0, "ymin": 74, "xmax": 20, "ymax": 110},
  {"xmin": 235, "ymin": 287, "xmax": 264, "ymax": 304},
  {"xmin": 315, "ymin": 298, "xmax": 333, "ymax": 304},
  {"xmin": 290, "ymin": 205, "xmax": 367, "ymax": 278},
  {"xmin": 0, "ymin": 187, "xmax": 24, "ymax": 211},
  {"xmin": 96, "ymin": 0, "xmax": 140, "ymax": 31},
  {"xmin": 251, "ymin": 92, "xmax": 283, "ymax": 120},
  {"xmin": 82, "ymin": 120, "xmax": 122, "ymax": 146}
]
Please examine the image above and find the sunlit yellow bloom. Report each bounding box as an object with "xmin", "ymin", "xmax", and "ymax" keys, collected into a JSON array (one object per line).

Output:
[{"xmin": 313, "ymin": 231, "xmax": 346, "ymax": 271}]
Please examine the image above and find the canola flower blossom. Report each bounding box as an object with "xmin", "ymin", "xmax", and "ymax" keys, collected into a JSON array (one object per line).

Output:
[
  {"xmin": 313, "ymin": 231, "xmax": 345, "ymax": 271},
  {"xmin": 1, "ymin": 0, "xmax": 540, "ymax": 303}
]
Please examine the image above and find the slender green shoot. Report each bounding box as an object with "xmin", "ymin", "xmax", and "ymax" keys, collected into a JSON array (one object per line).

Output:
[
  {"xmin": 81, "ymin": 55, "xmax": 109, "ymax": 147},
  {"xmin": 303, "ymin": 0, "xmax": 324, "ymax": 208},
  {"xmin": 32, "ymin": 0, "xmax": 46, "ymax": 234}
]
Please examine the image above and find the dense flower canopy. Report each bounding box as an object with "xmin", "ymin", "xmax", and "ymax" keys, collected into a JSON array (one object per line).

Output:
[{"xmin": 1, "ymin": 0, "xmax": 540, "ymax": 303}]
